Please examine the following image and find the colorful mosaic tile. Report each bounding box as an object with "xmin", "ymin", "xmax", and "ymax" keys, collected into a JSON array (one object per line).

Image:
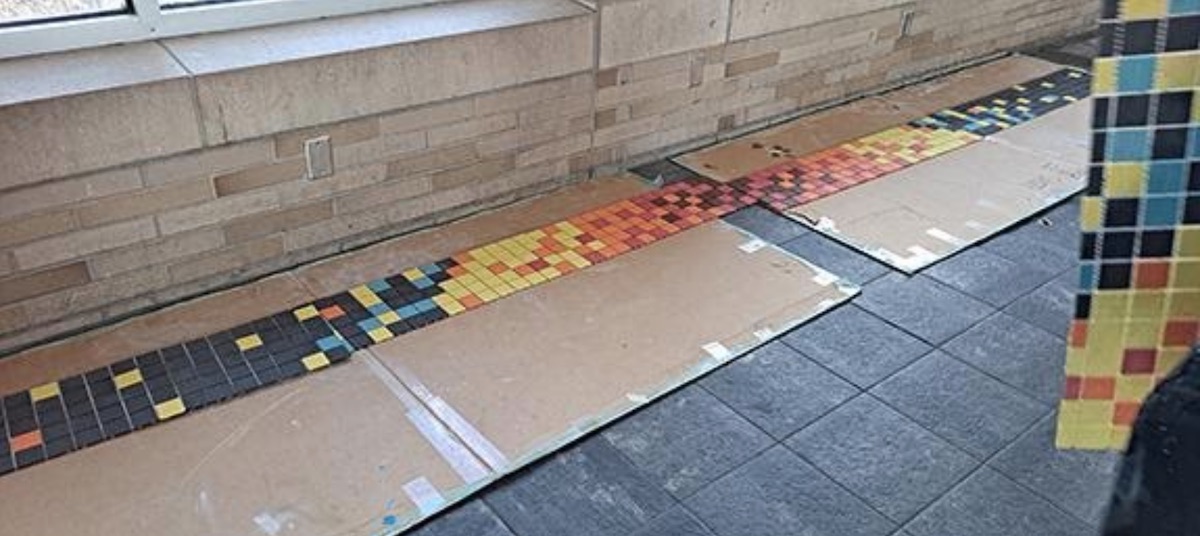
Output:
[
  {"xmin": 726, "ymin": 67, "xmax": 1092, "ymax": 212},
  {"xmin": 1058, "ymin": 0, "xmax": 1199, "ymax": 450},
  {"xmin": 0, "ymin": 179, "xmax": 748, "ymax": 477}
]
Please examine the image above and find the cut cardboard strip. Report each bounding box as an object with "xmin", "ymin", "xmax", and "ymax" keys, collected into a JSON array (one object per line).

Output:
[
  {"xmin": 0, "ymin": 359, "xmax": 482, "ymax": 536},
  {"xmin": 371, "ymin": 221, "xmax": 856, "ymax": 467},
  {"xmin": 675, "ymin": 55, "xmax": 1065, "ymax": 182},
  {"xmin": 784, "ymin": 105, "xmax": 1089, "ymax": 272}
]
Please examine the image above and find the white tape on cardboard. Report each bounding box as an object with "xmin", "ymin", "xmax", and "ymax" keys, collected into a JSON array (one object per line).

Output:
[
  {"xmin": 926, "ymin": 228, "xmax": 966, "ymax": 247},
  {"xmin": 739, "ymin": 238, "xmax": 768, "ymax": 253},
  {"xmin": 402, "ymin": 477, "xmax": 446, "ymax": 516},
  {"xmin": 702, "ymin": 342, "xmax": 732, "ymax": 361}
]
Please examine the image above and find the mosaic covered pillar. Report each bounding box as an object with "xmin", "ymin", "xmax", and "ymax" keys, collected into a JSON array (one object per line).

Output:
[{"xmin": 1058, "ymin": 0, "xmax": 1199, "ymax": 449}]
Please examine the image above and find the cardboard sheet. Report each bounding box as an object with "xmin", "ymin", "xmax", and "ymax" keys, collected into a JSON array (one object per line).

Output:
[
  {"xmin": 0, "ymin": 359, "xmax": 485, "ymax": 536},
  {"xmin": 787, "ymin": 103, "xmax": 1090, "ymax": 272},
  {"xmin": 674, "ymin": 55, "xmax": 1063, "ymax": 182},
  {"xmin": 371, "ymin": 221, "xmax": 855, "ymax": 466}
]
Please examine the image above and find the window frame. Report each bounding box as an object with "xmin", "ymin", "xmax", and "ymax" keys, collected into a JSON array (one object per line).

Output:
[{"xmin": 0, "ymin": 0, "xmax": 445, "ymax": 60}]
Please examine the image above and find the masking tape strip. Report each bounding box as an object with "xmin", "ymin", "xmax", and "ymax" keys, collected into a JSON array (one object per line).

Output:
[
  {"xmin": 363, "ymin": 355, "xmax": 491, "ymax": 483},
  {"xmin": 738, "ymin": 238, "xmax": 768, "ymax": 253},
  {"xmin": 426, "ymin": 397, "xmax": 510, "ymax": 473},
  {"xmin": 926, "ymin": 228, "xmax": 967, "ymax": 247},
  {"xmin": 702, "ymin": 342, "xmax": 732, "ymax": 361},
  {"xmin": 402, "ymin": 477, "xmax": 446, "ymax": 516},
  {"xmin": 384, "ymin": 361, "xmax": 510, "ymax": 472}
]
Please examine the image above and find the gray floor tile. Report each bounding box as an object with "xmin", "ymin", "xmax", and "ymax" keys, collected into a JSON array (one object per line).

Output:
[
  {"xmin": 700, "ymin": 341, "xmax": 859, "ymax": 439},
  {"xmin": 602, "ymin": 385, "xmax": 774, "ymax": 498},
  {"xmin": 982, "ymin": 204, "xmax": 1081, "ymax": 275},
  {"xmin": 925, "ymin": 247, "xmax": 1057, "ymax": 307},
  {"xmin": 485, "ymin": 435, "xmax": 674, "ymax": 536},
  {"xmin": 686, "ymin": 446, "xmax": 896, "ymax": 536},
  {"xmin": 943, "ymin": 312, "xmax": 1067, "ymax": 404},
  {"xmin": 786, "ymin": 395, "xmax": 978, "ymax": 522},
  {"xmin": 990, "ymin": 414, "xmax": 1120, "ymax": 526},
  {"xmin": 856, "ymin": 274, "xmax": 994, "ymax": 346},
  {"xmin": 630, "ymin": 160, "xmax": 698, "ymax": 184},
  {"xmin": 781, "ymin": 304, "xmax": 932, "ymax": 388},
  {"xmin": 631, "ymin": 507, "xmax": 716, "ymax": 536},
  {"xmin": 870, "ymin": 352, "xmax": 1048, "ymax": 458},
  {"xmin": 723, "ymin": 206, "xmax": 811, "ymax": 244},
  {"xmin": 780, "ymin": 233, "xmax": 891, "ymax": 286},
  {"xmin": 1004, "ymin": 269, "xmax": 1077, "ymax": 340},
  {"xmin": 904, "ymin": 468, "xmax": 1094, "ymax": 536},
  {"xmin": 409, "ymin": 500, "xmax": 514, "ymax": 536}
]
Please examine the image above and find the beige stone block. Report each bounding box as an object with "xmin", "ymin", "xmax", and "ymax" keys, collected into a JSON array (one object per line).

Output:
[
  {"xmin": 730, "ymin": 0, "xmax": 908, "ymax": 41},
  {"xmin": 334, "ymin": 176, "xmax": 434, "ymax": 215},
  {"xmin": 168, "ymin": 236, "xmax": 285, "ymax": 284},
  {"xmin": 214, "ymin": 159, "xmax": 306, "ymax": 197},
  {"xmin": 0, "ymin": 210, "xmax": 76, "ymax": 249},
  {"xmin": 0, "ymin": 167, "xmax": 142, "ymax": 220},
  {"xmin": 142, "ymin": 139, "xmax": 274, "ymax": 186},
  {"xmin": 386, "ymin": 144, "xmax": 481, "ymax": 179},
  {"xmin": 194, "ymin": 15, "xmax": 593, "ymax": 143},
  {"xmin": 284, "ymin": 211, "xmax": 389, "ymax": 253},
  {"xmin": 596, "ymin": 70, "xmax": 691, "ymax": 108},
  {"xmin": 89, "ymin": 228, "xmax": 225, "ymax": 279},
  {"xmin": 223, "ymin": 200, "xmax": 335, "ymax": 244},
  {"xmin": 427, "ymin": 113, "xmax": 519, "ymax": 148},
  {"xmin": 0, "ymin": 262, "xmax": 91, "ymax": 306},
  {"xmin": 77, "ymin": 178, "xmax": 215, "ymax": 226},
  {"xmin": 595, "ymin": 109, "xmax": 618, "ymax": 130},
  {"xmin": 0, "ymin": 304, "xmax": 28, "ymax": 337},
  {"xmin": 516, "ymin": 133, "xmax": 592, "ymax": 168},
  {"xmin": 475, "ymin": 73, "xmax": 592, "ymax": 114},
  {"xmin": 21, "ymin": 265, "xmax": 171, "ymax": 325},
  {"xmin": 599, "ymin": 0, "xmax": 728, "ymax": 68},
  {"xmin": 725, "ymin": 52, "xmax": 781, "ymax": 77},
  {"xmin": 333, "ymin": 130, "xmax": 428, "ymax": 170},
  {"xmin": 593, "ymin": 115, "xmax": 662, "ymax": 147},
  {"xmin": 518, "ymin": 93, "xmax": 593, "ymax": 126},
  {"xmin": 274, "ymin": 163, "xmax": 388, "ymax": 206},
  {"xmin": 0, "ymin": 79, "xmax": 202, "ymax": 190},
  {"xmin": 157, "ymin": 189, "xmax": 278, "ymax": 236},
  {"xmin": 595, "ymin": 68, "xmax": 621, "ymax": 89},
  {"xmin": 13, "ymin": 217, "xmax": 156, "ymax": 270},
  {"xmin": 273, "ymin": 116, "xmax": 381, "ymax": 158},
  {"xmin": 431, "ymin": 154, "xmax": 517, "ymax": 191},
  {"xmin": 378, "ymin": 98, "xmax": 475, "ymax": 134}
]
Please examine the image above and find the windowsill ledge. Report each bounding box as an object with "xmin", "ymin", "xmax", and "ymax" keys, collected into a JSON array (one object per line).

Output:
[
  {"xmin": 0, "ymin": 0, "xmax": 594, "ymax": 190},
  {"xmin": 0, "ymin": 0, "xmax": 590, "ymax": 108}
]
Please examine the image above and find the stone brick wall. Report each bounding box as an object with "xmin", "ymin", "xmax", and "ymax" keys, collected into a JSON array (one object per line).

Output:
[{"xmin": 0, "ymin": 0, "xmax": 1097, "ymax": 353}]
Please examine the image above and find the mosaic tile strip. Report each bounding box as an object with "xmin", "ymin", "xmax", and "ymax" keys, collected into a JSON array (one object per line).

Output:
[
  {"xmin": 726, "ymin": 67, "xmax": 1092, "ymax": 212},
  {"xmin": 1058, "ymin": 0, "xmax": 1200, "ymax": 450},
  {"xmin": 0, "ymin": 180, "xmax": 749, "ymax": 477}
]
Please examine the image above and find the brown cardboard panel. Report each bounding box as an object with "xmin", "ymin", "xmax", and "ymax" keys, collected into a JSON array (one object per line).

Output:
[
  {"xmin": 294, "ymin": 175, "xmax": 649, "ymax": 296},
  {"xmin": 987, "ymin": 99, "xmax": 1093, "ymax": 165},
  {"xmin": 674, "ymin": 55, "xmax": 1064, "ymax": 182},
  {"xmin": 371, "ymin": 221, "xmax": 854, "ymax": 466},
  {"xmin": 0, "ymin": 359, "xmax": 485, "ymax": 536},
  {"xmin": 789, "ymin": 138, "xmax": 1085, "ymax": 272},
  {"xmin": 0, "ymin": 273, "xmax": 315, "ymax": 394}
]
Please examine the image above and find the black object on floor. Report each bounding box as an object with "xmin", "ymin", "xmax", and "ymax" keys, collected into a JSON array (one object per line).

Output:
[{"xmin": 1103, "ymin": 345, "xmax": 1200, "ymax": 536}]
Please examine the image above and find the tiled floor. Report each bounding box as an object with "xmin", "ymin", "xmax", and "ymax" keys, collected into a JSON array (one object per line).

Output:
[
  {"xmin": 407, "ymin": 41, "xmax": 1117, "ymax": 536},
  {"xmin": 404, "ymin": 194, "xmax": 1119, "ymax": 536}
]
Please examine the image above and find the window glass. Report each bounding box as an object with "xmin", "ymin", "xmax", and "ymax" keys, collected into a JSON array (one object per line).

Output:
[{"xmin": 0, "ymin": 0, "xmax": 127, "ymax": 25}]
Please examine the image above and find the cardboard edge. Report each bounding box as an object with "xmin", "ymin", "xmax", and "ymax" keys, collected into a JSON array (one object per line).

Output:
[
  {"xmin": 786, "ymin": 184, "xmax": 1086, "ymax": 274},
  {"xmin": 369, "ymin": 219, "xmax": 859, "ymax": 532}
]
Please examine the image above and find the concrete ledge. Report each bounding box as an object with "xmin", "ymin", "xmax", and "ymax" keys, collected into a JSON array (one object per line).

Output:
[{"xmin": 0, "ymin": 0, "xmax": 593, "ymax": 189}]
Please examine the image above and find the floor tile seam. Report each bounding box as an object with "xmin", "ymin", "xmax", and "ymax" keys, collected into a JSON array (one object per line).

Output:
[
  {"xmin": 894, "ymin": 412, "xmax": 1070, "ymax": 534},
  {"xmin": 937, "ymin": 307, "xmax": 1065, "ymax": 408},
  {"xmin": 982, "ymin": 411, "xmax": 1111, "ymax": 529}
]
